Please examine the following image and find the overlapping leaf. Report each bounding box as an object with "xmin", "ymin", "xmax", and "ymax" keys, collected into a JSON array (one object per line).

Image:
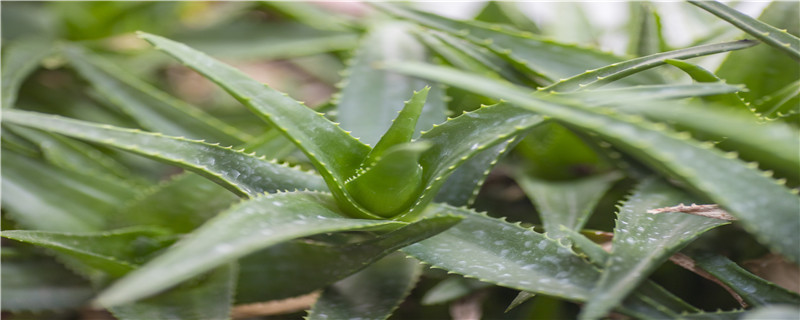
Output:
[
  {"xmin": 386, "ymin": 62, "xmax": 800, "ymax": 263},
  {"xmin": 1, "ymin": 38, "xmax": 52, "ymax": 109},
  {"xmin": 1, "ymin": 254, "xmax": 94, "ymax": 312},
  {"xmin": 3, "ymin": 110, "xmax": 327, "ymax": 197},
  {"xmin": 95, "ymin": 191, "xmax": 406, "ymax": 307}
]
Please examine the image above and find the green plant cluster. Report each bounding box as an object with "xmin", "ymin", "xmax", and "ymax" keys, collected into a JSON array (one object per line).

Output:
[{"xmin": 1, "ymin": 1, "xmax": 799, "ymax": 319}]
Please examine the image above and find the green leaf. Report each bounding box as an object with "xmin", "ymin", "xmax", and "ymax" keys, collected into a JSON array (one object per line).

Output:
[
  {"xmin": 386, "ymin": 62, "xmax": 800, "ymax": 263},
  {"xmin": 556, "ymin": 83, "xmax": 745, "ymax": 106},
  {"xmin": 474, "ymin": 1, "xmax": 540, "ymax": 34},
  {"xmin": 366, "ymin": 87, "xmax": 430, "ymax": 164},
  {"xmin": 421, "ymin": 276, "xmax": 492, "ymax": 305},
  {"xmin": 137, "ymin": 32, "xmax": 378, "ymax": 218},
  {"xmin": 308, "ymin": 253, "xmax": 421, "ymax": 320},
  {"xmin": 1, "ymin": 227, "xmax": 174, "ymax": 278},
  {"xmin": 404, "ymin": 204, "xmax": 681, "ymax": 318},
  {"xmin": 687, "ymin": 251, "xmax": 800, "ymax": 307},
  {"xmin": 515, "ymin": 172, "xmax": 622, "ymax": 240},
  {"xmin": 336, "ymin": 23, "xmax": 445, "ymax": 147},
  {"xmin": 64, "ymin": 45, "xmax": 250, "ymax": 146},
  {"xmin": 627, "ymin": 2, "xmax": 668, "ymax": 57},
  {"xmin": 1, "ymin": 255, "xmax": 94, "ymax": 312},
  {"xmin": 95, "ymin": 191, "xmax": 405, "ymax": 307},
  {"xmin": 110, "ymin": 264, "xmax": 236, "ymax": 320},
  {"xmin": 544, "ymin": 39, "xmax": 757, "ymax": 92},
  {"xmin": 580, "ymin": 179, "xmax": 729, "ymax": 320},
  {"xmin": 740, "ymin": 305, "xmax": 800, "ymax": 320},
  {"xmin": 689, "ymin": 0, "xmax": 800, "ymax": 61},
  {"xmin": 397, "ymin": 103, "xmax": 544, "ymax": 221},
  {"xmin": 236, "ymin": 215, "xmax": 462, "ymax": 303},
  {"xmin": 434, "ymin": 140, "xmax": 516, "ymax": 207},
  {"xmin": 260, "ymin": 1, "xmax": 354, "ymax": 31},
  {"xmin": 754, "ymin": 79, "xmax": 800, "ymax": 120},
  {"xmin": 374, "ymin": 3, "xmax": 657, "ymax": 85},
  {"xmin": 1, "ymin": 38, "xmax": 53, "ymax": 109},
  {"xmin": 662, "ymin": 59, "xmax": 749, "ymax": 110},
  {"xmin": 1, "ymin": 150, "xmax": 134, "ymax": 232},
  {"xmin": 714, "ymin": 2, "xmax": 800, "ymax": 102},
  {"xmin": 3, "ymin": 110, "xmax": 327, "ymax": 197}
]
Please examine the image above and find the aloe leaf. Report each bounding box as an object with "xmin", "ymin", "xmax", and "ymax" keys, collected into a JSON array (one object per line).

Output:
[
  {"xmin": 1, "ymin": 255, "xmax": 94, "ymax": 312},
  {"xmin": 506, "ymin": 291, "xmax": 536, "ymax": 312},
  {"xmin": 683, "ymin": 310, "xmax": 746, "ymax": 320},
  {"xmin": 336, "ymin": 23, "xmax": 445, "ymax": 147},
  {"xmin": 1, "ymin": 150, "xmax": 135, "ymax": 232},
  {"xmin": 110, "ymin": 264, "xmax": 235, "ymax": 320},
  {"xmin": 397, "ymin": 103, "xmax": 544, "ymax": 221},
  {"xmin": 422, "ymin": 276, "xmax": 492, "ymax": 305},
  {"xmin": 515, "ymin": 172, "xmax": 622, "ymax": 240},
  {"xmin": 387, "ymin": 62, "xmax": 800, "ymax": 263},
  {"xmin": 1, "ymin": 38, "xmax": 52, "ymax": 109},
  {"xmin": 237, "ymin": 215, "xmax": 462, "ymax": 303},
  {"xmin": 1, "ymin": 227, "xmax": 174, "ymax": 278},
  {"xmin": 689, "ymin": 0, "xmax": 800, "ymax": 61},
  {"xmin": 308, "ymin": 253, "xmax": 421, "ymax": 320},
  {"xmin": 754, "ymin": 80, "xmax": 800, "ymax": 119},
  {"xmin": 366, "ymin": 87, "xmax": 429, "ymax": 164},
  {"xmin": 663, "ymin": 59, "xmax": 749, "ymax": 110},
  {"xmin": 64, "ymin": 45, "xmax": 250, "ymax": 146},
  {"xmin": 687, "ymin": 251, "xmax": 800, "ymax": 306},
  {"xmin": 137, "ymin": 33, "xmax": 378, "ymax": 218},
  {"xmin": 260, "ymin": 1, "xmax": 354, "ymax": 31},
  {"xmin": 374, "ymin": 3, "xmax": 657, "ymax": 85},
  {"xmin": 544, "ymin": 39, "xmax": 757, "ymax": 92},
  {"xmin": 516, "ymin": 121, "xmax": 610, "ymax": 181},
  {"xmin": 580, "ymin": 179, "xmax": 729, "ymax": 320},
  {"xmin": 405, "ymin": 204, "xmax": 680, "ymax": 318},
  {"xmin": 627, "ymin": 2, "xmax": 667, "ymax": 57},
  {"xmin": 611, "ymin": 100, "xmax": 800, "ymax": 180},
  {"xmin": 95, "ymin": 191, "xmax": 405, "ymax": 307},
  {"xmin": 434, "ymin": 139, "xmax": 516, "ymax": 207},
  {"xmin": 3, "ymin": 110, "xmax": 327, "ymax": 197},
  {"xmin": 715, "ymin": 2, "xmax": 799, "ymax": 102},
  {"xmin": 556, "ymin": 83, "xmax": 745, "ymax": 106}
]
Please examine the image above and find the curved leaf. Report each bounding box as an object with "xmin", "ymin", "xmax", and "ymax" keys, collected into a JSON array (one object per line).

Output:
[
  {"xmin": 1, "ymin": 227, "xmax": 174, "ymax": 278},
  {"xmin": 689, "ymin": 0, "xmax": 800, "ymax": 61},
  {"xmin": 434, "ymin": 139, "xmax": 516, "ymax": 207},
  {"xmin": 137, "ymin": 32, "xmax": 376, "ymax": 218},
  {"xmin": 580, "ymin": 179, "xmax": 729, "ymax": 320},
  {"xmin": 1, "ymin": 38, "xmax": 52, "ymax": 109},
  {"xmin": 387, "ymin": 62, "xmax": 800, "ymax": 263},
  {"xmin": 308, "ymin": 253, "xmax": 421, "ymax": 320},
  {"xmin": 96, "ymin": 192, "xmax": 405, "ymax": 307},
  {"xmin": 3, "ymin": 110, "xmax": 327, "ymax": 197},
  {"xmin": 688, "ymin": 251, "xmax": 800, "ymax": 307},
  {"xmin": 64, "ymin": 45, "xmax": 250, "ymax": 146},
  {"xmin": 544, "ymin": 39, "xmax": 757, "ymax": 92},
  {"xmin": 111, "ymin": 264, "xmax": 236, "ymax": 320},
  {"xmin": 754, "ymin": 80, "xmax": 800, "ymax": 119},
  {"xmin": 236, "ymin": 215, "xmax": 461, "ymax": 303},
  {"xmin": 374, "ymin": 3, "xmax": 660, "ymax": 85},
  {"xmin": 555, "ymin": 83, "xmax": 745, "ymax": 105}
]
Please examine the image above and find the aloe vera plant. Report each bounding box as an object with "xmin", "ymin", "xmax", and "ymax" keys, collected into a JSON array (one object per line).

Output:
[{"xmin": 2, "ymin": 2, "xmax": 799, "ymax": 320}]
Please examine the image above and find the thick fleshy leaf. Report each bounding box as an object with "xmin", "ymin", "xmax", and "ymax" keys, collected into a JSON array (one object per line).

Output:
[
  {"xmin": 662, "ymin": 59, "xmax": 748, "ymax": 110},
  {"xmin": 687, "ymin": 251, "xmax": 800, "ymax": 307},
  {"xmin": 396, "ymin": 103, "xmax": 544, "ymax": 221},
  {"xmin": 386, "ymin": 62, "xmax": 800, "ymax": 263},
  {"xmin": 1, "ymin": 150, "xmax": 135, "ymax": 232},
  {"xmin": 336, "ymin": 23, "xmax": 446, "ymax": 147},
  {"xmin": 1, "ymin": 227, "xmax": 175, "ymax": 278},
  {"xmin": 308, "ymin": 253, "xmax": 421, "ymax": 320},
  {"xmin": 714, "ymin": 2, "xmax": 799, "ymax": 102},
  {"xmin": 543, "ymin": 39, "xmax": 757, "ymax": 92},
  {"xmin": 753, "ymin": 80, "xmax": 799, "ymax": 120},
  {"xmin": 689, "ymin": 0, "xmax": 800, "ymax": 61},
  {"xmin": 739, "ymin": 305, "xmax": 800, "ymax": 320},
  {"xmin": 366, "ymin": 88, "xmax": 430, "ymax": 164},
  {"xmin": 515, "ymin": 172, "xmax": 622, "ymax": 240},
  {"xmin": 3, "ymin": 110, "xmax": 327, "ymax": 197},
  {"xmin": 236, "ymin": 214, "xmax": 462, "ymax": 303},
  {"xmin": 137, "ymin": 32, "xmax": 376, "ymax": 218},
  {"xmin": 627, "ymin": 2, "xmax": 668, "ymax": 57},
  {"xmin": 1, "ymin": 254, "xmax": 94, "ymax": 312},
  {"xmin": 404, "ymin": 204, "xmax": 684, "ymax": 318},
  {"xmin": 374, "ymin": 3, "xmax": 661, "ymax": 86},
  {"xmin": 556, "ymin": 83, "xmax": 745, "ymax": 106},
  {"xmin": 474, "ymin": 1, "xmax": 540, "ymax": 34},
  {"xmin": 580, "ymin": 179, "xmax": 729, "ymax": 320},
  {"xmin": 434, "ymin": 140, "xmax": 516, "ymax": 207},
  {"xmin": 110, "ymin": 264, "xmax": 236, "ymax": 320},
  {"xmin": 96, "ymin": 192, "xmax": 405, "ymax": 307},
  {"xmin": 64, "ymin": 45, "xmax": 250, "ymax": 146},
  {"xmin": 1, "ymin": 38, "xmax": 52, "ymax": 109}
]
